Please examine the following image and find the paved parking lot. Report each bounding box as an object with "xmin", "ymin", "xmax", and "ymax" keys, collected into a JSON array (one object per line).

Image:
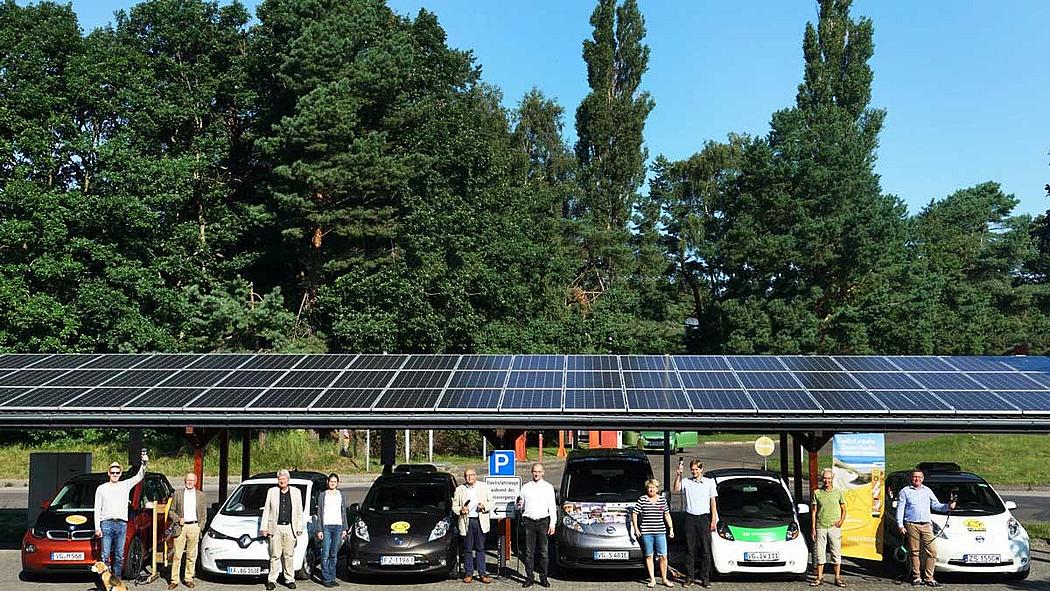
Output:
[{"xmin": 8, "ymin": 539, "xmax": 1047, "ymax": 591}]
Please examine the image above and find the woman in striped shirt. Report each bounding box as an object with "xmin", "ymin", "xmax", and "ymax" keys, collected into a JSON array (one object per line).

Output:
[{"xmin": 631, "ymin": 478, "xmax": 675, "ymax": 588}]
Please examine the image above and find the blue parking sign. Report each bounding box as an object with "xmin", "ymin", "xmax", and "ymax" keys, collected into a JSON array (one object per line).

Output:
[{"xmin": 488, "ymin": 450, "xmax": 515, "ymax": 476}]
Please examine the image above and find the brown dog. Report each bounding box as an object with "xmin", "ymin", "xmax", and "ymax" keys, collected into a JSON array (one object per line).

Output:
[{"xmin": 90, "ymin": 561, "xmax": 128, "ymax": 591}]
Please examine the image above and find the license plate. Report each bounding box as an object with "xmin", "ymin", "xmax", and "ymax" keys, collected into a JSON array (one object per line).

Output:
[
  {"xmin": 963, "ymin": 554, "xmax": 1000, "ymax": 564},
  {"xmin": 50, "ymin": 552, "xmax": 84, "ymax": 561},
  {"xmin": 227, "ymin": 566, "xmax": 263, "ymax": 575},
  {"xmin": 743, "ymin": 552, "xmax": 780, "ymax": 562},
  {"xmin": 593, "ymin": 551, "xmax": 629, "ymax": 560},
  {"xmin": 380, "ymin": 556, "xmax": 415, "ymax": 566}
]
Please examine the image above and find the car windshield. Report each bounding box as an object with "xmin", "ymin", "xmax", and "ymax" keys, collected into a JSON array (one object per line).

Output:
[
  {"xmin": 927, "ymin": 481, "xmax": 1005, "ymax": 515},
  {"xmin": 563, "ymin": 459, "xmax": 650, "ymax": 502},
  {"xmin": 717, "ymin": 478, "xmax": 795, "ymax": 522},
  {"xmin": 50, "ymin": 480, "xmax": 104, "ymax": 511},
  {"xmin": 363, "ymin": 482, "xmax": 448, "ymax": 514},
  {"xmin": 222, "ymin": 483, "xmax": 309, "ymax": 516}
]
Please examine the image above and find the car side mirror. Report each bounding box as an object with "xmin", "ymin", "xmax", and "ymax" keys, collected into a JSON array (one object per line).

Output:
[
  {"xmin": 1004, "ymin": 500, "xmax": 1017, "ymax": 510},
  {"xmin": 797, "ymin": 503, "xmax": 809, "ymax": 515},
  {"xmin": 40, "ymin": 500, "xmax": 50, "ymax": 510},
  {"xmin": 349, "ymin": 503, "xmax": 360, "ymax": 515}
]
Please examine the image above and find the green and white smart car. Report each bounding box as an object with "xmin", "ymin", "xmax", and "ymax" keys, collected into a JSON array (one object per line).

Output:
[{"xmin": 707, "ymin": 469, "xmax": 809, "ymax": 576}]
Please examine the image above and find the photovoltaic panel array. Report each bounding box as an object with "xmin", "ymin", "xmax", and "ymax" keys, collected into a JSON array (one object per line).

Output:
[{"xmin": 0, "ymin": 355, "xmax": 1046, "ymax": 421}]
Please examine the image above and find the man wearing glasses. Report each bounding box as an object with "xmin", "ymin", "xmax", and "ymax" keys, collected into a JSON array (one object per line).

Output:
[{"xmin": 94, "ymin": 450, "xmax": 148, "ymax": 578}]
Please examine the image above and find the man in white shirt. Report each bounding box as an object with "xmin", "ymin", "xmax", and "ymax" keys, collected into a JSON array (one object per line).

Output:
[
  {"xmin": 517, "ymin": 463, "xmax": 557, "ymax": 588},
  {"xmin": 168, "ymin": 472, "xmax": 207, "ymax": 589},
  {"xmin": 673, "ymin": 460, "xmax": 718, "ymax": 589},
  {"xmin": 94, "ymin": 451, "xmax": 148, "ymax": 578},
  {"xmin": 453, "ymin": 468, "xmax": 493, "ymax": 584}
]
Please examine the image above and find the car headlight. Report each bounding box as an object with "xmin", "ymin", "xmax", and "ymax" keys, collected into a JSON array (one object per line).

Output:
[
  {"xmin": 1008, "ymin": 518, "xmax": 1020, "ymax": 539},
  {"xmin": 354, "ymin": 520, "xmax": 369, "ymax": 542},
  {"xmin": 429, "ymin": 518, "xmax": 451, "ymax": 541},
  {"xmin": 561, "ymin": 515, "xmax": 583, "ymax": 532},
  {"xmin": 785, "ymin": 522, "xmax": 799, "ymax": 541},
  {"xmin": 24, "ymin": 543, "xmax": 38, "ymax": 553},
  {"xmin": 30, "ymin": 527, "xmax": 45, "ymax": 539},
  {"xmin": 716, "ymin": 522, "xmax": 734, "ymax": 541}
]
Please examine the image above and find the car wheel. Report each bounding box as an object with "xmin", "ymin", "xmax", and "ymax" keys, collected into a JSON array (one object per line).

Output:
[
  {"xmin": 125, "ymin": 536, "xmax": 145, "ymax": 579},
  {"xmin": 295, "ymin": 540, "xmax": 316, "ymax": 581}
]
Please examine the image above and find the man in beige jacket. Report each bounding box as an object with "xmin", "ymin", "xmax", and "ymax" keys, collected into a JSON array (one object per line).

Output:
[
  {"xmin": 452, "ymin": 469, "xmax": 493, "ymax": 584},
  {"xmin": 260, "ymin": 469, "xmax": 305, "ymax": 590},
  {"xmin": 168, "ymin": 472, "xmax": 208, "ymax": 589}
]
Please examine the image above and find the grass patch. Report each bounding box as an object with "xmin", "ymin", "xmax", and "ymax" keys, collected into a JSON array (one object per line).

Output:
[{"xmin": 1024, "ymin": 522, "xmax": 1050, "ymax": 542}]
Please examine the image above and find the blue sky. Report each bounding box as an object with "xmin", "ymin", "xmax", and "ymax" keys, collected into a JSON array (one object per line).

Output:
[{"xmin": 66, "ymin": 0, "xmax": 1050, "ymax": 217}]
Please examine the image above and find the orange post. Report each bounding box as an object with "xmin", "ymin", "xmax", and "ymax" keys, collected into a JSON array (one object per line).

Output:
[
  {"xmin": 557, "ymin": 431, "xmax": 566, "ymax": 458},
  {"xmin": 538, "ymin": 433, "xmax": 544, "ymax": 460},
  {"xmin": 515, "ymin": 432, "xmax": 527, "ymax": 461}
]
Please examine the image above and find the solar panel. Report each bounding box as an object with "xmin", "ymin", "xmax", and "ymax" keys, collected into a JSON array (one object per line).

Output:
[
  {"xmin": 999, "ymin": 356, "xmax": 1050, "ymax": 371},
  {"xmin": 993, "ymin": 391, "xmax": 1050, "ymax": 413},
  {"xmin": 808, "ymin": 390, "xmax": 887, "ymax": 412},
  {"xmin": 132, "ymin": 387, "xmax": 208, "ymax": 409},
  {"xmin": 749, "ymin": 390, "xmax": 819, "ymax": 412},
  {"xmin": 626, "ymin": 389, "xmax": 688, "ymax": 411},
  {"xmin": 937, "ymin": 391, "xmax": 1017, "ymax": 413},
  {"xmin": 350, "ymin": 354, "xmax": 407, "ymax": 370},
  {"xmin": 964, "ymin": 372, "xmax": 1044, "ymax": 391},
  {"xmin": 871, "ymin": 391, "xmax": 952, "ymax": 413},
  {"xmin": 512, "ymin": 355, "xmax": 564, "ymax": 370},
  {"xmin": 296, "ymin": 355, "xmax": 356, "ymax": 370},
  {"xmin": 778, "ymin": 356, "xmax": 841, "ymax": 371},
  {"xmin": 673, "ymin": 356, "xmax": 730, "ymax": 370},
  {"xmin": 248, "ymin": 388, "xmax": 323, "ymax": 409},
  {"xmin": 500, "ymin": 389, "xmax": 561, "ymax": 410},
  {"xmin": 311, "ymin": 389, "xmax": 382, "ymax": 410},
  {"xmin": 621, "ymin": 371, "xmax": 682, "ymax": 389},
  {"xmin": 386, "ymin": 371, "xmax": 451, "ymax": 389},
  {"xmin": 30, "ymin": 354, "xmax": 98, "ymax": 369},
  {"xmin": 907, "ymin": 372, "xmax": 981, "ymax": 390},
  {"xmin": 728, "ymin": 356, "xmax": 784, "ymax": 370},
  {"xmin": 566, "ymin": 371, "xmax": 621, "ymax": 389},
  {"xmin": 0, "ymin": 387, "xmax": 34, "ymax": 405},
  {"xmin": 852, "ymin": 372, "xmax": 921, "ymax": 390},
  {"xmin": 62, "ymin": 387, "xmax": 150, "ymax": 408},
  {"xmin": 103, "ymin": 370, "xmax": 176, "ymax": 387},
  {"xmin": 506, "ymin": 371, "xmax": 561, "ymax": 389},
  {"xmin": 448, "ymin": 371, "xmax": 507, "ymax": 388},
  {"xmin": 437, "ymin": 389, "xmax": 502, "ymax": 410},
  {"xmin": 564, "ymin": 389, "xmax": 625, "ymax": 410},
  {"xmin": 833, "ymin": 356, "xmax": 898, "ymax": 371},
  {"xmin": 187, "ymin": 354, "xmax": 253, "ymax": 369},
  {"xmin": 242, "ymin": 355, "xmax": 304, "ymax": 370},
  {"xmin": 46, "ymin": 369, "xmax": 124, "ymax": 387},
  {"xmin": 134, "ymin": 355, "xmax": 202, "ymax": 370},
  {"xmin": 162, "ymin": 370, "xmax": 230, "ymax": 388},
  {"xmin": 735, "ymin": 372, "xmax": 800, "ymax": 390},
  {"xmin": 82, "ymin": 355, "xmax": 152, "ymax": 369},
  {"xmin": 272, "ymin": 371, "xmax": 341, "ymax": 389},
  {"xmin": 792, "ymin": 372, "xmax": 863, "ymax": 390},
  {"xmin": 621, "ymin": 356, "xmax": 674, "ymax": 370},
  {"xmin": 566, "ymin": 356, "xmax": 618, "ymax": 370},
  {"xmin": 678, "ymin": 372, "xmax": 738, "ymax": 389},
  {"xmin": 457, "ymin": 356, "xmax": 512, "ymax": 370},
  {"xmin": 0, "ymin": 369, "xmax": 70, "ymax": 387},
  {"xmin": 215, "ymin": 370, "xmax": 285, "ymax": 388},
  {"xmin": 401, "ymin": 355, "xmax": 459, "ymax": 370},
  {"xmin": 1023, "ymin": 373, "xmax": 1050, "ymax": 388},
  {"xmin": 333, "ymin": 371, "xmax": 398, "ymax": 389},
  {"xmin": 2, "ymin": 387, "xmax": 90, "ymax": 409},
  {"xmin": 889, "ymin": 357, "xmax": 954, "ymax": 371},
  {"xmin": 190, "ymin": 388, "xmax": 267, "ymax": 409},
  {"xmin": 685, "ymin": 389, "xmax": 754, "ymax": 411},
  {"xmin": 374, "ymin": 389, "xmax": 441, "ymax": 410},
  {"xmin": 0, "ymin": 354, "xmax": 51, "ymax": 369},
  {"xmin": 941, "ymin": 356, "xmax": 1012, "ymax": 371}
]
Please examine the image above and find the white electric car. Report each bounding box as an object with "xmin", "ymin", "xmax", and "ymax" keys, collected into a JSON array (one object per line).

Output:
[
  {"xmin": 200, "ymin": 471, "xmax": 326, "ymax": 579},
  {"xmin": 884, "ymin": 463, "xmax": 1030, "ymax": 580},
  {"xmin": 706, "ymin": 469, "xmax": 810, "ymax": 576}
]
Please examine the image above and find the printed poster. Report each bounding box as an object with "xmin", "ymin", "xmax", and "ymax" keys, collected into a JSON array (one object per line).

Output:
[{"xmin": 831, "ymin": 433, "xmax": 885, "ymax": 560}]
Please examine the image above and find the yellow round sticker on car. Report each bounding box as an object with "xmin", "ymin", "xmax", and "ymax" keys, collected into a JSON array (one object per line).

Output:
[
  {"xmin": 390, "ymin": 521, "xmax": 410, "ymax": 534},
  {"xmin": 65, "ymin": 515, "xmax": 88, "ymax": 525},
  {"xmin": 964, "ymin": 519, "xmax": 986, "ymax": 532}
]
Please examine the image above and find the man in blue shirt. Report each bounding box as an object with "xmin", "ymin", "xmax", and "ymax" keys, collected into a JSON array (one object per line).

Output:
[{"xmin": 896, "ymin": 469, "xmax": 955, "ymax": 587}]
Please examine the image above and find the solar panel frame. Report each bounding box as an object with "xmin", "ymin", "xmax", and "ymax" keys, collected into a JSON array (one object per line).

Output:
[
  {"xmin": 130, "ymin": 387, "xmax": 209, "ymax": 409},
  {"xmin": 621, "ymin": 371, "xmax": 683, "ymax": 389},
  {"xmin": 625, "ymin": 389, "xmax": 689, "ymax": 412},
  {"xmin": 189, "ymin": 388, "xmax": 269, "ymax": 410},
  {"xmin": 566, "ymin": 356, "xmax": 619, "ymax": 370},
  {"xmin": 0, "ymin": 369, "xmax": 72, "ymax": 387},
  {"xmin": 162, "ymin": 370, "xmax": 232, "ymax": 388},
  {"xmin": 448, "ymin": 371, "xmax": 508, "ymax": 389},
  {"xmin": 401, "ymin": 355, "xmax": 460, "ymax": 370},
  {"xmin": 102, "ymin": 370, "xmax": 177, "ymax": 388},
  {"xmin": 512, "ymin": 355, "xmax": 564, "ymax": 370},
  {"xmin": 993, "ymin": 391, "xmax": 1050, "ymax": 414},
  {"xmin": 29, "ymin": 354, "xmax": 99, "ymax": 369},
  {"xmin": 872, "ymin": 391, "xmax": 953, "ymax": 414},
  {"xmin": 186, "ymin": 354, "xmax": 255, "ymax": 370},
  {"xmin": 437, "ymin": 389, "xmax": 502, "ymax": 410},
  {"xmin": 808, "ymin": 390, "xmax": 888, "ymax": 413},
  {"xmin": 500, "ymin": 389, "xmax": 561, "ymax": 410},
  {"xmin": 1023, "ymin": 373, "xmax": 1050, "ymax": 389},
  {"xmin": 46, "ymin": 369, "xmax": 125, "ymax": 387},
  {"xmin": 852, "ymin": 372, "xmax": 923, "ymax": 390},
  {"xmin": 941, "ymin": 356, "xmax": 1013, "ymax": 372},
  {"xmin": 678, "ymin": 371, "xmax": 739, "ymax": 389},
  {"xmin": 672, "ymin": 356, "xmax": 730, "ymax": 370},
  {"xmin": 133, "ymin": 355, "xmax": 203, "ymax": 370},
  {"xmin": 506, "ymin": 371, "xmax": 562, "ymax": 389},
  {"xmin": 888, "ymin": 357, "xmax": 954, "ymax": 372},
  {"xmin": 295, "ymin": 355, "xmax": 357, "ymax": 370},
  {"xmin": 999, "ymin": 357, "xmax": 1050, "ymax": 372},
  {"xmin": 311, "ymin": 389, "xmax": 383, "ymax": 410},
  {"xmin": 2, "ymin": 387, "xmax": 92, "ymax": 409},
  {"xmin": 735, "ymin": 371, "xmax": 801, "ymax": 390},
  {"xmin": 248, "ymin": 388, "xmax": 325, "ymax": 410},
  {"xmin": 241, "ymin": 355, "xmax": 305, "ymax": 370},
  {"xmin": 748, "ymin": 389, "xmax": 821, "ymax": 412},
  {"xmin": 350, "ymin": 354, "xmax": 408, "ymax": 370},
  {"xmin": 728, "ymin": 356, "xmax": 786, "ymax": 370},
  {"xmin": 963, "ymin": 372, "xmax": 1045, "ymax": 391},
  {"xmin": 0, "ymin": 387, "xmax": 34, "ymax": 405},
  {"xmin": 0, "ymin": 354, "xmax": 52, "ymax": 369},
  {"xmin": 214, "ymin": 370, "xmax": 286, "ymax": 388},
  {"xmin": 386, "ymin": 371, "xmax": 452, "ymax": 389},
  {"xmin": 564, "ymin": 388, "xmax": 626, "ymax": 411},
  {"xmin": 907, "ymin": 372, "xmax": 982, "ymax": 391},
  {"xmin": 685, "ymin": 389, "xmax": 755, "ymax": 412},
  {"xmin": 61, "ymin": 387, "xmax": 151, "ymax": 409},
  {"xmin": 937, "ymin": 391, "xmax": 1019, "ymax": 413},
  {"xmin": 457, "ymin": 356, "xmax": 512, "ymax": 370},
  {"xmin": 373, "ymin": 389, "xmax": 441, "ymax": 411},
  {"xmin": 332, "ymin": 370, "xmax": 399, "ymax": 389},
  {"xmin": 81, "ymin": 355, "xmax": 153, "ymax": 369},
  {"xmin": 832, "ymin": 356, "xmax": 898, "ymax": 371},
  {"xmin": 620, "ymin": 356, "xmax": 675, "ymax": 370},
  {"xmin": 271, "ymin": 371, "xmax": 342, "ymax": 389},
  {"xmin": 778, "ymin": 356, "xmax": 842, "ymax": 371},
  {"xmin": 565, "ymin": 371, "xmax": 622, "ymax": 389},
  {"xmin": 792, "ymin": 372, "xmax": 864, "ymax": 390}
]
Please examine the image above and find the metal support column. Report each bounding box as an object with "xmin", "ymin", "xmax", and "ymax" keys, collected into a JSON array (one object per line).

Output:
[
  {"xmin": 218, "ymin": 428, "xmax": 229, "ymax": 503},
  {"xmin": 241, "ymin": 429, "xmax": 251, "ymax": 482}
]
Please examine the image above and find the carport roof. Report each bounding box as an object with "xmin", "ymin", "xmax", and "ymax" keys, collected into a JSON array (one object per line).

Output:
[{"xmin": 0, "ymin": 354, "xmax": 1047, "ymax": 431}]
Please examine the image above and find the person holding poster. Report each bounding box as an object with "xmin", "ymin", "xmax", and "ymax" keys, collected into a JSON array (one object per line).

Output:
[
  {"xmin": 896, "ymin": 469, "xmax": 955, "ymax": 587},
  {"xmin": 811, "ymin": 469, "xmax": 846, "ymax": 587}
]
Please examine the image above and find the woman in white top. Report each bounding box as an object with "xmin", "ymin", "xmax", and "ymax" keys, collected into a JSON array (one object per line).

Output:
[{"xmin": 315, "ymin": 473, "xmax": 347, "ymax": 587}]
